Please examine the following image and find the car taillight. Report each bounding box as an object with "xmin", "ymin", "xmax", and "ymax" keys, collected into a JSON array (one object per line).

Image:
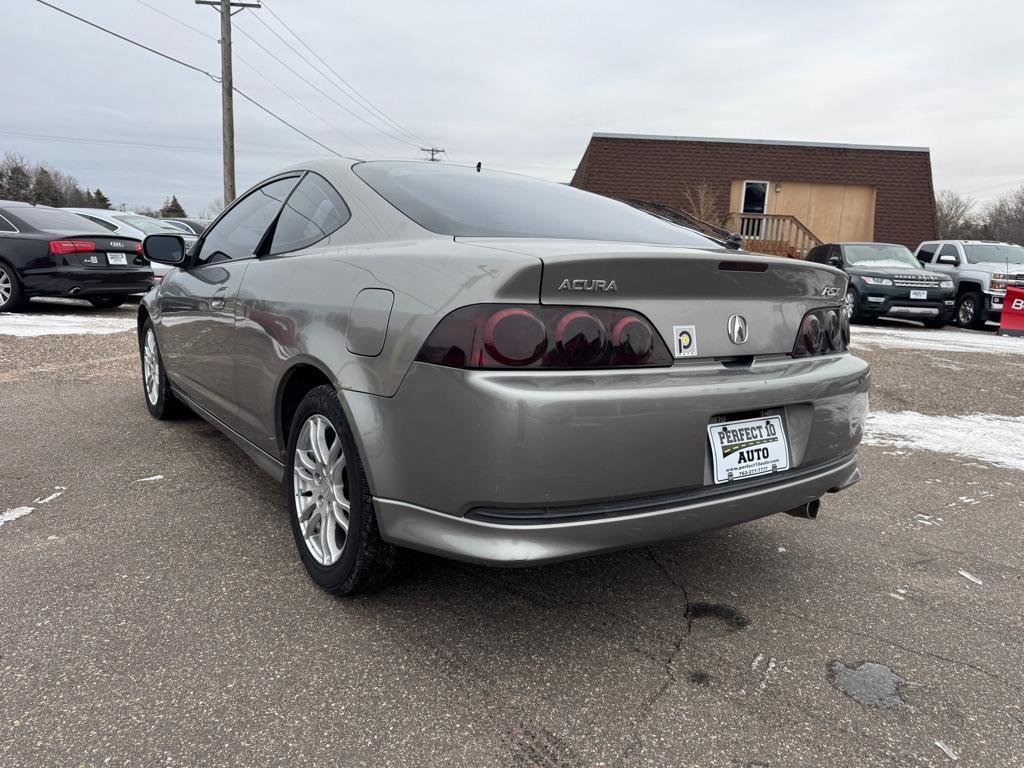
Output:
[
  {"xmin": 135, "ymin": 243, "xmax": 144, "ymax": 254},
  {"xmin": 49, "ymin": 240, "xmax": 96, "ymax": 255},
  {"xmin": 793, "ymin": 308, "xmax": 848, "ymax": 357},
  {"xmin": 415, "ymin": 304, "xmax": 673, "ymax": 369}
]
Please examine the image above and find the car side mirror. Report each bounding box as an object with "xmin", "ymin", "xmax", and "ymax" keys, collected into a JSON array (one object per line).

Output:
[
  {"xmin": 937, "ymin": 254, "xmax": 959, "ymax": 266},
  {"xmin": 827, "ymin": 255, "xmax": 842, "ymax": 267},
  {"xmin": 143, "ymin": 234, "xmax": 187, "ymax": 265}
]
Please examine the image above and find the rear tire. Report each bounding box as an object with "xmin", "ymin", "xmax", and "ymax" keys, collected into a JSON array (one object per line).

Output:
[
  {"xmin": 286, "ymin": 385, "xmax": 399, "ymax": 595},
  {"xmin": 139, "ymin": 320, "xmax": 189, "ymax": 420},
  {"xmin": 0, "ymin": 261, "xmax": 28, "ymax": 313},
  {"xmin": 955, "ymin": 291, "xmax": 986, "ymax": 330},
  {"xmin": 88, "ymin": 295, "xmax": 127, "ymax": 309}
]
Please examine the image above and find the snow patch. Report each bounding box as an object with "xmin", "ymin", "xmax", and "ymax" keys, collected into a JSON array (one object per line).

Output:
[
  {"xmin": 0, "ymin": 312, "xmax": 134, "ymax": 337},
  {"xmin": 957, "ymin": 569, "xmax": 982, "ymax": 586},
  {"xmin": 1, "ymin": 506, "xmax": 35, "ymax": 528},
  {"xmin": 851, "ymin": 326, "xmax": 1024, "ymax": 355},
  {"xmin": 864, "ymin": 411, "xmax": 1024, "ymax": 472},
  {"xmin": 135, "ymin": 474, "xmax": 164, "ymax": 483}
]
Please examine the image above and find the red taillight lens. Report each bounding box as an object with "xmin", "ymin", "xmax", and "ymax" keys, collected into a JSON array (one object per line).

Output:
[
  {"xmin": 135, "ymin": 243, "xmax": 144, "ymax": 254},
  {"xmin": 416, "ymin": 304, "xmax": 673, "ymax": 369},
  {"xmin": 49, "ymin": 240, "xmax": 96, "ymax": 255},
  {"xmin": 793, "ymin": 307, "xmax": 848, "ymax": 357}
]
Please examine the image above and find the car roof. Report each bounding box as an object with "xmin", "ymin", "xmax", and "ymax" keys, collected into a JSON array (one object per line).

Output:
[{"xmin": 0, "ymin": 200, "xmax": 55, "ymax": 208}]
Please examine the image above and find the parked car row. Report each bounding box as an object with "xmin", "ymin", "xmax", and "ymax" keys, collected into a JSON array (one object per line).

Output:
[
  {"xmin": 0, "ymin": 203, "xmax": 211, "ymax": 312},
  {"xmin": 0, "ymin": 201, "xmax": 153, "ymax": 311},
  {"xmin": 806, "ymin": 239, "xmax": 1024, "ymax": 329}
]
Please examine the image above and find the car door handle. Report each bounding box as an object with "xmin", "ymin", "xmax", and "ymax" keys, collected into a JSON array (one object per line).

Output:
[{"xmin": 210, "ymin": 288, "xmax": 228, "ymax": 310}]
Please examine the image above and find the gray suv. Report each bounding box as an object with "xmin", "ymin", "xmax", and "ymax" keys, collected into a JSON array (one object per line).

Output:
[{"xmin": 914, "ymin": 240, "xmax": 1024, "ymax": 328}]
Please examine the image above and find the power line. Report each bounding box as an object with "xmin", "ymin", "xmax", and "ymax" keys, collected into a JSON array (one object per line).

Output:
[
  {"xmin": 0, "ymin": 129, "xmax": 334, "ymax": 159},
  {"xmin": 128, "ymin": 0, "xmax": 377, "ymax": 157},
  {"xmin": 34, "ymin": 0, "xmax": 219, "ymax": 83},
  {"xmin": 32, "ymin": 0, "xmax": 349, "ymax": 161},
  {"xmin": 261, "ymin": 0, "xmax": 428, "ymax": 146},
  {"xmin": 244, "ymin": 11, "xmax": 421, "ymax": 149}
]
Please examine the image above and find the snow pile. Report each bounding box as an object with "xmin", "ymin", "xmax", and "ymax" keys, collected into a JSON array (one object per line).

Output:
[
  {"xmin": 864, "ymin": 411, "xmax": 1024, "ymax": 471},
  {"xmin": 0, "ymin": 313, "xmax": 134, "ymax": 337},
  {"xmin": 851, "ymin": 326, "xmax": 1024, "ymax": 355}
]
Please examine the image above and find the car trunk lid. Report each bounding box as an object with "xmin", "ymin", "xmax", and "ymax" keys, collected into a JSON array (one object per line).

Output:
[{"xmin": 457, "ymin": 238, "xmax": 848, "ymax": 358}]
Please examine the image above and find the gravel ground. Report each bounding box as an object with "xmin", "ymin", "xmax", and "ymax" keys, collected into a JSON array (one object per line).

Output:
[{"xmin": 1, "ymin": 302, "xmax": 1022, "ymax": 767}]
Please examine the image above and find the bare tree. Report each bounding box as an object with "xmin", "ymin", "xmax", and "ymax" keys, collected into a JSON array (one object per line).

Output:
[
  {"xmin": 682, "ymin": 180, "xmax": 730, "ymax": 229},
  {"xmin": 198, "ymin": 198, "xmax": 225, "ymax": 219},
  {"xmin": 979, "ymin": 186, "xmax": 1024, "ymax": 245},
  {"xmin": 935, "ymin": 189, "xmax": 977, "ymax": 239}
]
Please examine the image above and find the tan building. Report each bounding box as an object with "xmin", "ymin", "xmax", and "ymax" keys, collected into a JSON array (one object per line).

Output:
[{"xmin": 571, "ymin": 133, "xmax": 938, "ymax": 256}]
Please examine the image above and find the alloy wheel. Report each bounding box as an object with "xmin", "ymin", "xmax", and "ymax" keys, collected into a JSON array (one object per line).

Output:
[
  {"xmin": 143, "ymin": 329, "xmax": 160, "ymax": 406},
  {"xmin": 957, "ymin": 297, "xmax": 976, "ymax": 326},
  {"xmin": 0, "ymin": 266, "xmax": 12, "ymax": 306},
  {"xmin": 843, "ymin": 289, "xmax": 856, "ymax": 318},
  {"xmin": 292, "ymin": 414, "xmax": 350, "ymax": 566}
]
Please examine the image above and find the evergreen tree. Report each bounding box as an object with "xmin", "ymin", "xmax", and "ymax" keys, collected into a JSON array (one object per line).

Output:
[
  {"xmin": 31, "ymin": 167, "xmax": 61, "ymax": 206},
  {"xmin": 92, "ymin": 188, "xmax": 112, "ymax": 209},
  {"xmin": 159, "ymin": 195, "xmax": 187, "ymax": 218},
  {"xmin": 1, "ymin": 154, "xmax": 33, "ymax": 202}
]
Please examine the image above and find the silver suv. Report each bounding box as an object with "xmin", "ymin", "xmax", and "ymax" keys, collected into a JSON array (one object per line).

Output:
[{"xmin": 914, "ymin": 240, "xmax": 1024, "ymax": 328}]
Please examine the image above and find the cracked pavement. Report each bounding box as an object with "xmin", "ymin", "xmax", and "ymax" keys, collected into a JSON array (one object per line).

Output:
[{"xmin": 1, "ymin": 301, "xmax": 1022, "ymax": 767}]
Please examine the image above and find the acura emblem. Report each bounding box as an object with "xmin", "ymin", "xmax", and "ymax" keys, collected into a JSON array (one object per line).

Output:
[
  {"xmin": 727, "ymin": 314, "xmax": 748, "ymax": 345},
  {"xmin": 109, "ymin": 241, "xmax": 125, "ymax": 249}
]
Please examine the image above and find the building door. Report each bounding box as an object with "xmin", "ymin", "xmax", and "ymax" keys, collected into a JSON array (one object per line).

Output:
[{"xmin": 741, "ymin": 181, "xmax": 769, "ymax": 237}]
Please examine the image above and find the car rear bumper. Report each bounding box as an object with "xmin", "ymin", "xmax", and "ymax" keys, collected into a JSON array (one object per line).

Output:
[
  {"xmin": 22, "ymin": 267, "xmax": 154, "ymax": 297},
  {"xmin": 373, "ymin": 451, "xmax": 860, "ymax": 566},
  {"xmin": 344, "ymin": 353, "xmax": 870, "ymax": 562}
]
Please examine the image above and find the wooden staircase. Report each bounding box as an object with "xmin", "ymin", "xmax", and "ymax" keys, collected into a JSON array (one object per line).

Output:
[{"xmin": 725, "ymin": 213, "xmax": 822, "ymax": 258}]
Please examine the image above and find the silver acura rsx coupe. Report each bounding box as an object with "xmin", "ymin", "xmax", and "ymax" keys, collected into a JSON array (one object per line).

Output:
[{"xmin": 139, "ymin": 160, "xmax": 870, "ymax": 594}]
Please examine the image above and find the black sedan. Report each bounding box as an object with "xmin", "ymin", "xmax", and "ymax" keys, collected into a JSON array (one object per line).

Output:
[
  {"xmin": 0, "ymin": 201, "xmax": 153, "ymax": 312},
  {"xmin": 806, "ymin": 242, "xmax": 956, "ymax": 328}
]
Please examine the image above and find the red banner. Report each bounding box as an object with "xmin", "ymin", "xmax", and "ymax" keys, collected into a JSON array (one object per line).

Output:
[{"xmin": 999, "ymin": 286, "xmax": 1024, "ymax": 337}]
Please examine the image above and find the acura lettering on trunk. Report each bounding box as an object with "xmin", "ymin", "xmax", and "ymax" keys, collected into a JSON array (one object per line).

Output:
[{"xmin": 137, "ymin": 160, "xmax": 870, "ymax": 595}]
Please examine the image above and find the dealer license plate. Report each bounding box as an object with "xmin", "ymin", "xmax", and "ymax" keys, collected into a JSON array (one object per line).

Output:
[
  {"xmin": 707, "ymin": 415, "xmax": 790, "ymax": 484},
  {"xmin": 107, "ymin": 253, "xmax": 128, "ymax": 266},
  {"xmin": 910, "ymin": 289, "xmax": 927, "ymax": 300}
]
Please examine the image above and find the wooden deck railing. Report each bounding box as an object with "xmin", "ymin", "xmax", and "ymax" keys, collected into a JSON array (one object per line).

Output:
[{"xmin": 724, "ymin": 213, "xmax": 822, "ymax": 258}]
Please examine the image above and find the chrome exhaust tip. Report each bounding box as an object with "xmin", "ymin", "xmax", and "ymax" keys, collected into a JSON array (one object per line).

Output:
[{"xmin": 785, "ymin": 499, "xmax": 821, "ymax": 519}]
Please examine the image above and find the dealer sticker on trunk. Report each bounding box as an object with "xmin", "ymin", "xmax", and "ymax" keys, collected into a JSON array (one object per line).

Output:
[{"xmin": 707, "ymin": 416, "xmax": 790, "ymax": 484}]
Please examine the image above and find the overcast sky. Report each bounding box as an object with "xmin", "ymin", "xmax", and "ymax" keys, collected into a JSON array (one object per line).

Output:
[{"xmin": 4, "ymin": 0, "xmax": 1022, "ymax": 215}]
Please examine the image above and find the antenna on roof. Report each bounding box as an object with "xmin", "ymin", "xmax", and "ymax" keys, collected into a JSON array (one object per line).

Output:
[{"xmin": 476, "ymin": 162, "xmax": 481, "ymax": 173}]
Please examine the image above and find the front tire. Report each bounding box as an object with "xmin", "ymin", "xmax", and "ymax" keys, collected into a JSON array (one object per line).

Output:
[
  {"xmin": 955, "ymin": 291, "xmax": 987, "ymax": 329},
  {"xmin": 844, "ymin": 287, "xmax": 864, "ymax": 323},
  {"xmin": 88, "ymin": 295, "xmax": 127, "ymax": 309},
  {"xmin": 0, "ymin": 261, "xmax": 28, "ymax": 313},
  {"xmin": 139, "ymin": 320, "xmax": 189, "ymax": 419},
  {"xmin": 286, "ymin": 385, "xmax": 398, "ymax": 595}
]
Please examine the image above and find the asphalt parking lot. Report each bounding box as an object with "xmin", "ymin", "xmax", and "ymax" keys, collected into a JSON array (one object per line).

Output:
[{"xmin": 2, "ymin": 300, "xmax": 1023, "ymax": 767}]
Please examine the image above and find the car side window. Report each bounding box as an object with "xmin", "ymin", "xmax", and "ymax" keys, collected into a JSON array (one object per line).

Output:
[
  {"xmin": 917, "ymin": 243, "xmax": 937, "ymax": 263},
  {"xmin": 0, "ymin": 214, "xmax": 17, "ymax": 233},
  {"xmin": 82, "ymin": 214, "xmax": 118, "ymax": 232},
  {"xmin": 196, "ymin": 177, "xmax": 299, "ymax": 264},
  {"xmin": 807, "ymin": 245, "xmax": 825, "ymax": 263},
  {"xmin": 268, "ymin": 172, "xmax": 351, "ymax": 255}
]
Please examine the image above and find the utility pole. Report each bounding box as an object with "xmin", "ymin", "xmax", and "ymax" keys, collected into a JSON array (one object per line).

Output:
[
  {"xmin": 420, "ymin": 147, "xmax": 446, "ymax": 162},
  {"xmin": 196, "ymin": 0, "xmax": 261, "ymax": 204}
]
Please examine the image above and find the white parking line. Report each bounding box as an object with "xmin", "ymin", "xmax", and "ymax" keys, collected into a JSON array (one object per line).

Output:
[{"xmin": 0, "ymin": 313, "xmax": 134, "ymax": 337}]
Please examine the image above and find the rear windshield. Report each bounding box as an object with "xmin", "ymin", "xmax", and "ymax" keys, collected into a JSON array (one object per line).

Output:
[
  {"xmin": 963, "ymin": 244, "xmax": 1024, "ymax": 265},
  {"xmin": 114, "ymin": 215, "xmax": 184, "ymax": 235},
  {"xmin": 353, "ymin": 161, "xmax": 718, "ymax": 247},
  {"xmin": 4, "ymin": 206, "xmax": 111, "ymax": 234}
]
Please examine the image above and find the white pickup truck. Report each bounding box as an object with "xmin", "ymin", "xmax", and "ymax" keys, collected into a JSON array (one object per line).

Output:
[{"xmin": 914, "ymin": 240, "xmax": 1024, "ymax": 328}]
